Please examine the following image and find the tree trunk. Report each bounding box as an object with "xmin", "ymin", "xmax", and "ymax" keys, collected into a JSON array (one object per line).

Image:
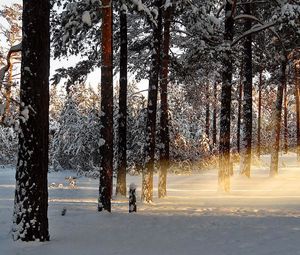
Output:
[
  {"xmin": 116, "ymin": 0, "xmax": 128, "ymax": 197},
  {"xmin": 283, "ymin": 79, "xmax": 288, "ymax": 154},
  {"xmin": 218, "ymin": 0, "xmax": 235, "ymax": 192},
  {"xmin": 158, "ymin": 3, "xmax": 172, "ymax": 199},
  {"xmin": 240, "ymin": 2, "xmax": 252, "ymax": 178},
  {"xmin": 12, "ymin": 0, "xmax": 50, "ymax": 241},
  {"xmin": 99, "ymin": 0, "xmax": 113, "ymax": 212},
  {"xmin": 237, "ymin": 64, "xmax": 243, "ymax": 154},
  {"xmin": 257, "ymin": 68, "xmax": 263, "ymax": 158},
  {"xmin": 295, "ymin": 62, "xmax": 300, "ymax": 161},
  {"xmin": 212, "ymin": 81, "xmax": 217, "ymax": 147},
  {"xmin": 270, "ymin": 54, "xmax": 287, "ymax": 177},
  {"xmin": 5, "ymin": 62, "xmax": 13, "ymax": 114},
  {"xmin": 205, "ymin": 82, "xmax": 210, "ymax": 141},
  {"xmin": 142, "ymin": 0, "xmax": 163, "ymax": 203}
]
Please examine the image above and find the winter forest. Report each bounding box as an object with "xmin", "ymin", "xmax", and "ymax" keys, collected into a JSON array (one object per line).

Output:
[{"xmin": 0, "ymin": 0, "xmax": 300, "ymax": 254}]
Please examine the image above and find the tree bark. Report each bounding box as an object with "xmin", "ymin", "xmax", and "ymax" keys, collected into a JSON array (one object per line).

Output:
[
  {"xmin": 237, "ymin": 65, "xmax": 243, "ymax": 154},
  {"xmin": 218, "ymin": 0, "xmax": 235, "ymax": 192},
  {"xmin": 257, "ymin": 68, "xmax": 263, "ymax": 158},
  {"xmin": 240, "ymin": 2, "xmax": 253, "ymax": 178},
  {"xmin": 142, "ymin": 0, "xmax": 163, "ymax": 203},
  {"xmin": 270, "ymin": 54, "xmax": 287, "ymax": 177},
  {"xmin": 205, "ymin": 82, "xmax": 210, "ymax": 141},
  {"xmin": 295, "ymin": 62, "xmax": 300, "ymax": 161},
  {"xmin": 116, "ymin": 0, "xmax": 128, "ymax": 197},
  {"xmin": 99, "ymin": 0, "xmax": 113, "ymax": 212},
  {"xmin": 12, "ymin": 0, "xmax": 50, "ymax": 241},
  {"xmin": 158, "ymin": 3, "xmax": 172, "ymax": 199},
  {"xmin": 283, "ymin": 79, "xmax": 288, "ymax": 154},
  {"xmin": 212, "ymin": 81, "xmax": 217, "ymax": 147}
]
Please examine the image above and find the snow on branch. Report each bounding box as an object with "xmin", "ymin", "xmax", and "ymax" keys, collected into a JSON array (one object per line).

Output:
[
  {"xmin": 0, "ymin": 42, "xmax": 22, "ymax": 88},
  {"xmin": 129, "ymin": 0, "xmax": 157, "ymax": 25},
  {"xmin": 231, "ymin": 22, "xmax": 276, "ymax": 47}
]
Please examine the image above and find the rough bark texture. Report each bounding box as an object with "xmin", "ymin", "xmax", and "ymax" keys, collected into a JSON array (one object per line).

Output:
[
  {"xmin": 270, "ymin": 55, "xmax": 287, "ymax": 177},
  {"xmin": 240, "ymin": 3, "xmax": 252, "ymax": 178},
  {"xmin": 257, "ymin": 69, "xmax": 263, "ymax": 158},
  {"xmin": 219, "ymin": 0, "xmax": 234, "ymax": 192},
  {"xmin": 212, "ymin": 82, "xmax": 217, "ymax": 147},
  {"xmin": 12, "ymin": 0, "xmax": 50, "ymax": 241},
  {"xmin": 295, "ymin": 62, "xmax": 300, "ymax": 161},
  {"xmin": 116, "ymin": 0, "xmax": 127, "ymax": 197},
  {"xmin": 158, "ymin": 3, "xmax": 172, "ymax": 199},
  {"xmin": 142, "ymin": 0, "xmax": 163, "ymax": 203},
  {"xmin": 99, "ymin": 0, "xmax": 113, "ymax": 212}
]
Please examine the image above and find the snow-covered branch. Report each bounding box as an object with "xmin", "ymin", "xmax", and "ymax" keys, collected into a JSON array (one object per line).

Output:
[
  {"xmin": 231, "ymin": 22, "xmax": 276, "ymax": 47},
  {"xmin": 0, "ymin": 42, "xmax": 22, "ymax": 88}
]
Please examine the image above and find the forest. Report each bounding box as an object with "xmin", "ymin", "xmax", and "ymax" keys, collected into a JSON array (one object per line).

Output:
[{"xmin": 0, "ymin": 0, "xmax": 300, "ymax": 254}]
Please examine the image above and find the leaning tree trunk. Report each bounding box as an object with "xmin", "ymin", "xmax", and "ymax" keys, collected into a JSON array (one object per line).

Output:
[
  {"xmin": 142, "ymin": 0, "xmax": 163, "ymax": 203},
  {"xmin": 283, "ymin": 80, "xmax": 288, "ymax": 154},
  {"xmin": 98, "ymin": 0, "xmax": 113, "ymax": 212},
  {"xmin": 270, "ymin": 54, "xmax": 287, "ymax": 177},
  {"xmin": 158, "ymin": 3, "xmax": 172, "ymax": 199},
  {"xmin": 116, "ymin": 0, "xmax": 128, "ymax": 197},
  {"xmin": 257, "ymin": 68, "xmax": 263, "ymax": 158},
  {"xmin": 12, "ymin": 0, "xmax": 50, "ymax": 241},
  {"xmin": 218, "ymin": 0, "xmax": 235, "ymax": 192},
  {"xmin": 240, "ymin": 2, "xmax": 253, "ymax": 178},
  {"xmin": 295, "ymin": 62, "xmax": 300, "ymax": 161}
]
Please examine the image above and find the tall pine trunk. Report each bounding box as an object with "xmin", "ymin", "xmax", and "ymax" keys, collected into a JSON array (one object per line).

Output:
[
  {"xmin": 270, "ymin": 54, "xmax": 287, "ymax": 177},
  {"xmin": 116, "ymin": 0, "xmax": 128, "ymax": 197},
  {"xmin": 240, "ymin": 3, "xmax": 253, "ymax": 178},
  {"xmin": 237, "ymin": 64, "xmax": 243, "ymax": 154},
  {"xmin": 212, "ymin": 81, "xmax": 217, "ymax": 147},
  {"xmin": 257, "ymin": 68, "xmax": 263, "ymax": 158},
  {"xmin": 294, "ymin": 62, "xmax": 300, "ymax": 161},
  {"xmin": 142, "ymin": 0, "xmax": 163, "ymax": 203},
  {"xmin": 158, "ymin": 3, "xmax": 172, "ymax": 199},
  {"xmin": 218, "ymin": 0, "xmax": 234, "ymax": 192},
  {"xmin": 99, "ymin": 0, "xmax": 113, "ymax": 212},
  {"xmin": 283, "ymin": 80, "xmax": 288, "ymax": 153},
  {"xmin": 12, "ymin": 0, "xmax": 50, "ymax": 241},
  {"xmin": 205, "ymin": 82, "xmax": 210, "ymax": 141}
]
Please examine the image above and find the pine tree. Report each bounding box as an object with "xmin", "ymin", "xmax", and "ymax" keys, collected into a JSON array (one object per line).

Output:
[
  {"xmin": 12, "ymin": 0, "xmax": 50, "ymax": 241},
  {"xmin": 98, "ymin": 0, "xmax": 113, "ymax": 212}
]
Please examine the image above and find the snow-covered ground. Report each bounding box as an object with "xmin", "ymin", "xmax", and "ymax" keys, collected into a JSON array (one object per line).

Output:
[{"xmin": 1, "ymin": 153, "xmax": 300, "ymax": 255}]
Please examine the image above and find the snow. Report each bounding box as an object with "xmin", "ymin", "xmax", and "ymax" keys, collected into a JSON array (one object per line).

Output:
[
  {"xmin": 82, "ymin": 11, "xmax": 92, "ymax": 27},
  {"xmin": 1, "ymin": 153, "xmax": 300, "ymax": 254}
]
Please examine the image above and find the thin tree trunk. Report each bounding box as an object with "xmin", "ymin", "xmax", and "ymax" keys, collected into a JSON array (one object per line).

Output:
[
  {"xmin": 270, "ymin": 54, "xmax": 287, "ymax": 177},
  {"xmin": 257, "ymin": 68, "xmax": 263, "ymax": 158},
  {"xmin": 212, "ymin": 81, "xmax": 217, "ymax": 147},
  {"xmin": 98, "ymin": 0, "xmax": 113, "ymax": 212},
  {"xmin": 219, "ymin": 0, "xmax": 235, "ymax": 192},
  {"xmin": 116, "ymin": 0, "xmax": 127, "ymax": 197},
  {"xmin": 240, "ymin": 2, "xmax": 252, "ymax": 178},
  {"xmin": 205, "ymin": 82, "xmax": 210, "ymax": 141},
  {"xmin": 237, "ymin": 64, "xmax": 243, "ymax": 154},
  {"xmin": 283, "ymin": 79, "xmax": 288, "ymax": 154},
  {"xmin": 5, "ymin": 62, "xmax": 13, "ymax": 114},
  {"xmin": 142, "ymin": 0, "xmax": 163, "ymax": 203},
  {"xmin": 295, "ymin": 62, "xmax": 300, "ymax": 161},
  {"xmin": 12, "ymin": 0, "xmax": 50, "ymax": 241},
  {"xmin": 158, "ymin": 3, "xmax": 172, "ymax": 199}
]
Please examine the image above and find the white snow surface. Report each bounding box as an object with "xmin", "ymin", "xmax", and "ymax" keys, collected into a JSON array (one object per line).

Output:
[{"xmin": 1, "ymin": 153, "xmax": 300, "ymax": 254}]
